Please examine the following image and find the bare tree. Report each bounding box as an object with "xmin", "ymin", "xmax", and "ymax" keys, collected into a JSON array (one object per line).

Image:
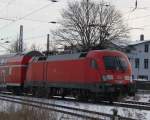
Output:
[
  {"xmin": 8, "ymin": 39, "xmax": 19, "ymax": 53},
  {"xmin": 51, "ymin": 0, "xmax": 129, "ymax": 52}
]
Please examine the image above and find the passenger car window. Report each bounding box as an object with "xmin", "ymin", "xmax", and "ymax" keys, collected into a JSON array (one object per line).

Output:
[{"xmin": 90, "ymin": 59, "xmax": 98, "ymax": 69}]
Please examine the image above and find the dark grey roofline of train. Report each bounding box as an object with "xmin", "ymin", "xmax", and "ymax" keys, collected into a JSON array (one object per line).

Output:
[
  {"xmin": 36, "ymin": 52, "xmax": 88, "ymax": 61},
  {"xmin": 35, "ymin": 49, "xmax": 120, "ymax": 62}
]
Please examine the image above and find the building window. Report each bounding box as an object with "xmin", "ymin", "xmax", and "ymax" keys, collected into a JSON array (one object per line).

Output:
[
  {"xmin": 138, "ymin": 75, "xmax": 148, "ymax": 80},
  {"xmin": 144, "ymin": 59, "xmax": 149, "ymax": 69},
  {"xmin": 135, "ymin": 58, "xmax": 139, "ymax": 68},
  {"xmin": 145, "ymin": 44, "xmax": 149, "ymax": 52}
]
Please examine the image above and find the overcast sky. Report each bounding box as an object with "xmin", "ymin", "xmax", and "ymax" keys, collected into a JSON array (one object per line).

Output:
[{"xmin": 0, "ymin": 0, "xmax": 150, "ymax": 53}]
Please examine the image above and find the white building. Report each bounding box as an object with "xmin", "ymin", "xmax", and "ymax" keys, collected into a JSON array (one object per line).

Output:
[{"xmin": 126, "ymin": 35, "xmax": 150, "ymax": 81}]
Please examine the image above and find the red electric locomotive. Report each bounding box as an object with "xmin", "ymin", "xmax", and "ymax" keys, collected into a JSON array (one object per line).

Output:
[
  {"xmin": 0, "ymin": 50, "xmax": 135, "ymax": 101},
  {"xmin": 25, "ymin": 50, "xmax": 135, "ymax": 100}
]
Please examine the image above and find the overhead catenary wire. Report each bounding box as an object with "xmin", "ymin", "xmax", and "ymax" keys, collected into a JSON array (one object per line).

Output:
[
  {"xmin": 124, "ymin": 14, "xmax": 150, "ymax": 21},
  {"xmin": 0, "ymin": 3, "xmax": 52, "ymax": 31},
  {"xmin": 0, "ymin": 0, "xmax": 16, "ymax": 12},
  {"xmin": 0, "ymin": 17, "xmax": 15, "ymax": 21},
  {"xmin": 0, "ymin": 0, "xmax": 16, "ymax": 22},
  {"xmin": 1, "ymin": 0, "xmax": 150, "ymax": 43},
  {"xmin": 1, "ymin": 34, "xmax": 47, "ymax": 42},
  {"xmin": 0, "ymin": 44, "xmax": 11, "ymax": 51},
  {"xmin": 2, "ymin": 23, "xmax": 150, "ymax": 43}
]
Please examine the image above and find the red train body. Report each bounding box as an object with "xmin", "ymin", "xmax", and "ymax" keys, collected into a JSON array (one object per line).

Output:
[
  {"xmin": 0, "ymin": 51, "xmax": 42, "ymax": 92},
  {"xmin": 0, "ymin": 50, "xmax": 135, "ymax": 100}
]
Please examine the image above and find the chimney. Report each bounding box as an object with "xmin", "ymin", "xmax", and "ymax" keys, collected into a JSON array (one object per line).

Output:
[{"xmin": 140, "ymin": 34, "xmax": 144, "ymax": 41}]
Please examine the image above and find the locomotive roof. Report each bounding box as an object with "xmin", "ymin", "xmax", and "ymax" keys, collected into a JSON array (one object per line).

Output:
[
  {"xmin": 35, "ymin": 50, "xmax": 124, "ymax": 62},
  {"xmin": 46, "ymin": 52, "xmax": 87, "ymax": 61}
]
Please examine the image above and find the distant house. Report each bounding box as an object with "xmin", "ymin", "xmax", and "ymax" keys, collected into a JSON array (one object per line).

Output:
[{"xmin": 125, "ymin": 34, "xmax": 150, "ymax": 81}]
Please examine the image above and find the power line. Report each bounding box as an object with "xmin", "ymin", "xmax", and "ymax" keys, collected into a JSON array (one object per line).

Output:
[
  {"xmin": 0, "ymin": 16, "xmax": 50, "ymax": 23},
  {"xmin": 0, "ymin": 0, "xmax": 16, "ymax": 12},
  {"xmin": 125, "ymin": 14, "xmax": 150, "ymax": 21},
  {"xmin": 23, "ymin": 18, "xmax": 49, "ymax": 23},
  {"xmin": 24, "ymin": 35, "xmax": 46, "ymax": 41},
  {"xmin": 0, "ymin": 3, "xmax": 51, "ymax": 31},
  {"xmin": 1, "ymin": 34, "xmax": 46, "ymax": 42},
  {"xmin": 0, "ymin": 43, "xmax": 11, "ymax": 51},
  {"xmin": 0, "ymin": 17, "xmax": 15, "ymax": 21},
  {"xmin": 18, "ymin": 4, "xmax": 51, "ymax": 20},
  {"xmin": 136, "ymin": 24, "xmax": 150, "ymax": 28}
]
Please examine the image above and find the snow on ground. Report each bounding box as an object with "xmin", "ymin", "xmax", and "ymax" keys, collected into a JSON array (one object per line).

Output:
[
  {"xmin": 50, "ymin": 95, "xmax": 150, "ymax": 120},
  {"xmin": 134, "ymin": 93, "xmax": 150, "ymax": 103},
  {"xmin": 0, "ymin": 93, "xmax": 150, "ymax": 120}
]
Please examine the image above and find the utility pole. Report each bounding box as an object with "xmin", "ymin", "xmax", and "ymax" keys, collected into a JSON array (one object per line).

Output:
[
  {"xmin": 18, "ymin": 25, "xmax": 23, "ymax": 53},
  {"xmin": 47, "ymin": 34, "xmax": 50, "ymax": 55}
]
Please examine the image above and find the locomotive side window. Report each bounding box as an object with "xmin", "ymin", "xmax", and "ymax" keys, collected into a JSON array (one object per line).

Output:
[{"xmin": 90, "ymin": 59, "xmax": 98, "ymax": 69}]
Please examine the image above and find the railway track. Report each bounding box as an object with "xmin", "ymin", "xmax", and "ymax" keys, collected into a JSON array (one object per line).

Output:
[
  {"xmin": 122, "ymin": 100, "xmax": 150, "ymax": 106},
  {"xmin": 51, "ymin": 97, "xmax": 150, "ymax": 111},
  {"xmin": 137, "ymin": 89, "xmax": 150, "ymax": 94},
  {"xmin": 1, "ymin": 92, "xmax": 150, "ymax": 110},
  {"xmin": 112, "ymin": 101, "xmax": 150, "ymax": 111},
  {"xmin": 0, "ymin": 93, "xmax": 135, "ymax": 120}
]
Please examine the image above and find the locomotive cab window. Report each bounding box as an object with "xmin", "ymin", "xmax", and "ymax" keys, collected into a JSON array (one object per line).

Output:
[
  {"xmin": 90, "ymin": 59, "xmax": 98, "ymax": 69},
  {"xmin": 104, "ymin": 56, "xmax": 128, "ymax": 70}
]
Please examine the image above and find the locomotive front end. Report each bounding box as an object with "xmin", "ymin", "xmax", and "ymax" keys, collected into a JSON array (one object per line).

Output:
[{"xmin": 100, "ymin": 51, "xmax": 136, "ymax": 97}]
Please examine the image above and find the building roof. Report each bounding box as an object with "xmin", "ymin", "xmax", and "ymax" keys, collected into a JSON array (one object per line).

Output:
[{"xmin": 128, "ymin": 40, "xmax": 150, "ymax": 46}]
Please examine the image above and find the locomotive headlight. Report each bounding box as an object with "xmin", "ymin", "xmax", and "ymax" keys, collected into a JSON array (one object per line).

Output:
[{"xmin": 102, "ymin": 75, "xmax": 113, "ymax": 81}]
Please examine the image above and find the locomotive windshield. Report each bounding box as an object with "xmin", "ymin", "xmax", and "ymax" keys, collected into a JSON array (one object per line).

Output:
[{"xmin": 103, "ymin": 56, "xmax": 128, "ymax": 70}]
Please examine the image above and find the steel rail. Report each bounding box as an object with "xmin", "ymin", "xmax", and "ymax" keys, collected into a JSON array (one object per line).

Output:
[
  {"xmin": 0, "ymin": 95, "xmax": 104, "ymax": 120},
  {"xmin": 0, "ymin": 94, "xmax": 134, "ymax": 120},
  {"xmin": 120, "ymin": 100, "xmax": 150, "ymax": 107}
]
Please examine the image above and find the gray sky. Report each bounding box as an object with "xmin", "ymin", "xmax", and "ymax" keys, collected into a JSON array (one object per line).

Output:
[{"xmin": 0, "ymin": 0, "xmax": 150, "ymax": 53}]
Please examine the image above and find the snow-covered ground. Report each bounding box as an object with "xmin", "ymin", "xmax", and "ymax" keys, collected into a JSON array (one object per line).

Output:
[
  {"xmin": 0, "ymin": 93, "xmax": 150, "ymax": 120},
  {"xmin": 52, "ymin": 94, "xmax": 150, "ymax": 120}
]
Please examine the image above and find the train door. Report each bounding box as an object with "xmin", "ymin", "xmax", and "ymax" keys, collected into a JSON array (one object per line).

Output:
[
  {"xmin": 0, "ymin": 70, "xmax": 6, "ymax": 89},
  {"xmin": 87, "ymin": 58, "xmax": 100, "ymax": 83},
  {"xmin": 37, "ymin": 56, "xmax": 47, "ymax": 82},
  {"xmin": 38, "ymin": 56, "xmax": 49, "ymax": 97},
  {"xmin": 43, "ymin": 61, "xmax": 48, "ymax": 83}
]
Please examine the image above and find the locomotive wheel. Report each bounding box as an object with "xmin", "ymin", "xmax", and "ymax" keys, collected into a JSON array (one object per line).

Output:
[
  {"xmin": 12, "ymin": 87, "xmax": 23, "ymax": 95},
  {"xmin": 74, "ymin": 90, "xmax": 89, "ymax": 101},
  {"xmin": 49, "ymin": 88, "xmax": 55, "ymax": 98},
  {"xmin": 60, "ymin": 88, "xmax": 66, "ymax": 98},
  {"xmin": 37, "ymin": 87, "xmax": 50, "ymax": 98}
]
